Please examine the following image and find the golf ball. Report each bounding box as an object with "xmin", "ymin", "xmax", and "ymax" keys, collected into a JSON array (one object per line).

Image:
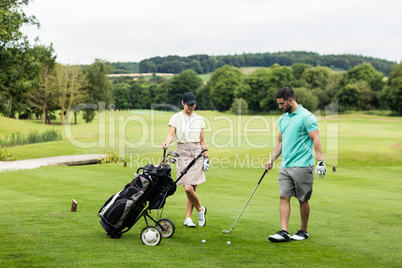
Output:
[
  {"xmin": 202, "ymin": 239, "xmax": 206, "ymax": 243},
  {"xmin": 227, "ymin": 241, "xmax": 231, "ymax": 245}
]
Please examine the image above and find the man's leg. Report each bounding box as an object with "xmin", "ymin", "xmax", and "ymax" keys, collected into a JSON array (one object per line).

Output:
[
  {"xmin": 269, "ymin": 196, "xmax": 292, "ymax": 242},
  {"xmin": 299, "ymin": 199, "xmax": 310, "ymax": 232},
  {"xmin": 280, "ymin": 196, "xmax": 291, "ymax": 232}
]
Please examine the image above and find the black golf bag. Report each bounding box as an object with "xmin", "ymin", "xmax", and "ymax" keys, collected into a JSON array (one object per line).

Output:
[
  {"xmin": 98, "ymin": 163, "xmax": 176, "ymax": 239},
  {"xmin": 98, "ymin": 149, "xmax": 207, "ymax": 244}
]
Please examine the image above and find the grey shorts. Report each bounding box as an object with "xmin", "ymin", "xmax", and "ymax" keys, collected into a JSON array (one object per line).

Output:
[{"xmin": 278, "ymin": 166, "xmax": 314, "ymax": 202}]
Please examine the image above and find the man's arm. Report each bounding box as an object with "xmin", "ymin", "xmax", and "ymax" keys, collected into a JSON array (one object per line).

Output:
[
  {"xmin": 265, "ymin": 132, "xmax": 282, "ymax": 171},
  {"xmin": 308, "ymin": 130, "xmax": 323, "ymax": 161},
  {"xmin": 309, "ymin": 129, "xmax": 326, "ymax": 178}
]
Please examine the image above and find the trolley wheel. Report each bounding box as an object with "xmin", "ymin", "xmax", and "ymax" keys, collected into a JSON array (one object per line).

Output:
[
  {"xmin": 157, "ymin": 218, "xmax": 175, "ymax": 238},
  {"xmin": 140, "ymin": 226, "xmax": 162, "ymax": 246}
]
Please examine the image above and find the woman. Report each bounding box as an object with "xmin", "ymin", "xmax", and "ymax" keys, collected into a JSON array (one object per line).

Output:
[{"xmin": 162, "ymin": 92, "xmax": 209, "ymax": 227}]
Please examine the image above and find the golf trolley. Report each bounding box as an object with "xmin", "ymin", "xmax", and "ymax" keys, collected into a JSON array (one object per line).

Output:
[{"xmin": 98, "ymin": 149, "xmax": 207, "ymax": 246}]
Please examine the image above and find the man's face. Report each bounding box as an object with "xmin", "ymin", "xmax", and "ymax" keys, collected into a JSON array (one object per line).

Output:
[{"xmin": 277, "ymin": 98, "xmax": 291, "ymax": 113}]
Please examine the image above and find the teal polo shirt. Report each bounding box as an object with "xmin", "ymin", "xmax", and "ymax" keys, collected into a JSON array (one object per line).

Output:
[{"xmin": 278, "ymin": 105, "xmax": 318, "ymax": 168}]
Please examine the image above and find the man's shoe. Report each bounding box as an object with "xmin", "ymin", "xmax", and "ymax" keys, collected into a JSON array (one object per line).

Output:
[
  {"xmin": 268, "ymin": 230, "xmax": 291, "ymax": 242},
  {"xmin": 198, "ymin": 206, "xmax": 207, "ymax": 227},
  {"xmin": 183, "ymin": 218, "xmax": 196, "ymax": 228},
  {"xmin": 291, "ymin": 230, "xmax": 309, "ymax": 241}
]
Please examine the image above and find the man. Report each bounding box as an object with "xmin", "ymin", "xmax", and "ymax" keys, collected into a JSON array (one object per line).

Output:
[{"xmin": 265, "ymin": 87, "xmax": 326, "ymax": 242}]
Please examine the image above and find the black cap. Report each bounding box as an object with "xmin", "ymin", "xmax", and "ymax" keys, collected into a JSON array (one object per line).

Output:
[{"xmin": 182, "ymin": 92, "xmax": 196, "ymax": 105}]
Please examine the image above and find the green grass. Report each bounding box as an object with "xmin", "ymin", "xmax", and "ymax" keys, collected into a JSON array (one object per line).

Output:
[
  {"xmin": 198, "ymin": 73, "xmax": 212, "ymax": 82},
  {"xmin": 0, "ymin": 111, "xmax": 401, "ymax": 267}
]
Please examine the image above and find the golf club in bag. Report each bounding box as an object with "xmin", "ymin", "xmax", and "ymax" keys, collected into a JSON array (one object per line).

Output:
[
  {"xmin": 98, "ymin": 149, "xmax": 207, "ymax": 245},
  {"xmin": 223, "ymin": 170, "xmax": 267, "ymax": 234}
]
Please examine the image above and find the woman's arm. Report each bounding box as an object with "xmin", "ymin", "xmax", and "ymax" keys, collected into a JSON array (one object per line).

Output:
[
  {"xmin": 162, "ymin": 126, "xmax": 176, "ymax": 149},
  {"xmin": 199, "ymin": 129, "xmax": 208, "ymax": 157}
]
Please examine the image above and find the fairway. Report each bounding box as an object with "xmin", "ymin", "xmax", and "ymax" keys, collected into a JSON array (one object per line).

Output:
[{"xmin": 0, "ymin": 111, "xmax": 401, "ymax": 267}]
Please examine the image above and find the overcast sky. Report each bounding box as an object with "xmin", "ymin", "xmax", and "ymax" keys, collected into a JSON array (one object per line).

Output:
[{"xmin": 22, "ymin": 0, "xmax": 402, "ymax": 65}]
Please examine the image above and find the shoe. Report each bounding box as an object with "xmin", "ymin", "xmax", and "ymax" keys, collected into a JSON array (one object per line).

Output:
[
  {"xmin": 198, "ymin": 206, "xmax": 207, "ymax": 227},
  {"xmin": 268, "ymin": 230, "xmax": 291, "ymax": 242},
  {"xmin": 183, "ymin": 218, "xmax": 196, "ymax": 228},
  {"xmin": 291, "ymin": 230, "xmax": 309, "ymax": 241}
]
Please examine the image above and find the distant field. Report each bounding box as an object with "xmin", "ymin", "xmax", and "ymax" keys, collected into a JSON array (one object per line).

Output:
[
  {"xmin": 106, "ymin": 73, "xmax": 175, "ymax": 78},
  {"xmin": 106, "ymin": 67, "xmax": 267, "ymax": 82},
  {"xmin": 0, "ymin": 111, "xmax": 401, "ymax": 267},
  {"xmin": 106, "ymin": 72, "xmax": 211, "ymax": 82}
]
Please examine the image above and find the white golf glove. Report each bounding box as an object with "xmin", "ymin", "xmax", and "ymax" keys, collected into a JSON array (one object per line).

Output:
[
  {"xmin": 203, "ymin": 157, "xmax": 209, "ymax": 172},
  {"xmin": 316, "ymin": 160, "xmax": 326, "ymax": 178}
]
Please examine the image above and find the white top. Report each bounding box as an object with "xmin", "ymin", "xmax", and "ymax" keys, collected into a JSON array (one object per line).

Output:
[{"xmin": 169, "ymin": 111, "xmax": 205, "ymax": 143}]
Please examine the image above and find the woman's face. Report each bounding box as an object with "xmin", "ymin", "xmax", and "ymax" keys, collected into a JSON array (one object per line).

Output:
[{"xmin": 182, "ymin": 101, "xmax": 196, "ymax": 114}]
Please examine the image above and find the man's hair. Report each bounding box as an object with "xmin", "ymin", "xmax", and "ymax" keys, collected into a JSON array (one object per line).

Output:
[{"xmin": 275, "ymin": 87, "xmax": 295, "ymax": 101}]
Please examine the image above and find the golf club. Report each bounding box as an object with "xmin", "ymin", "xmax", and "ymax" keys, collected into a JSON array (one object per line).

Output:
[
  {"xmin": 222, "ymin": 170, "xmax": 268, "ymax": 234},
  {"xmin": 167, "ymin": 150, "xmax": 180, "ymax": 157},
  {"xmin": 167, "ymin": 158, "xmax": 177, "ymax": 164},
  {"xmin": 158, "ymin": 150, "xmax": 179, "ymax": 167}
]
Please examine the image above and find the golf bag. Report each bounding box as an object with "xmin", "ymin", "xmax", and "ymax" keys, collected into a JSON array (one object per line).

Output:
[
  {"xmin": 98, "ymin": 164, "xmax": 176, "ymax": 238},
  {"xmin": 98, "ymin": 149, "xmax": 207, "ymax": 243}
]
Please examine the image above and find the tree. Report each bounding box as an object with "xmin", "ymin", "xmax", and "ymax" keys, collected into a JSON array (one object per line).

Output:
[
  {"xmin": 25, "ymin": 44, "xmax": 57, "ymax": 123},
  {"xmin": 244, "ymin": 68, "xmax": 271, "ymax": 111},
  {"xmin": 166, "ymin": 70, "xmax": 203, "ymax": 106},
  {"xmin": 381, "ymin": 62, "xmax": 402, "ymax": 114},
  {"xmin": 112, "ymin": 83, "xmax": 131, "ymax": 110},
  {"xmin": 0, "ymin": 1, "xmax": 38, "ymax": 46},
  {"xmin": 189, "ymin": 60, "xmax": 203, "ymax": 74},
  {"xmin": 259, "ymin": 64, "xmax": 295, "ymax": 112},
  {"xmin": 152, "ymin": 83, "xmax": 168, "ymax": 105},
  {"xmin": 195, "ymin": 84, "xmax": 213, "ymax": 110},
  {"xmin": 292, "ymin": 63, "xmax": 311, "ymax": 80},
  {"xmin": 129, "ymin": 83, "xmax": 151, "ymax": 109},
  {"xmin": 54, "ymin": 64, "xmax": 87, "ymax": 125},
  {"xmin": 335, "ymin": 84, "xmax": 360, "ymax": 112},
  {"xmin": 209, "ymin": 65, "xmax": 244, "ymax": 112},
  {"xmin": 293, "ymin": 87, "xmax": 318, "ymax": 112},
  {"xmin": 338, "ymin": 63, "xmax": 384, "ymax": 92},
  {"xmin": 302, "ymin": 66, "xmax": 331, "ymax": 89},
  {"xmin": 0, "ymin": 0, "xmax": 41, "ymax": 117},
  {"xmin": 82, "ymin": 59, "xmax": 113, "ymax": 122}
]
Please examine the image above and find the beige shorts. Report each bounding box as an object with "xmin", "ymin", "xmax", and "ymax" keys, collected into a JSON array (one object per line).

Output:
[{"xmin": 176, "ymin": 143, "xmax": 206, "ymax": 186}]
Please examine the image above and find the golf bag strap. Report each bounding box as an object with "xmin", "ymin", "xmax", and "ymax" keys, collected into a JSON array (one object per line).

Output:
[{"xmin": 175, "ymin": 149, "xmax": 207, "ymax": 184}]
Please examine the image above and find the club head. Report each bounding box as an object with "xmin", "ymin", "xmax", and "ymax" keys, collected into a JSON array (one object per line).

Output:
[
  {"xmin": 167, "ymin": 158, "xmax": 176, "ymax": 164},
  {"xmin": 222, "ymin": 230, "xmax": 231, "ymax": 234},
  {"xmin": 168, "ymin": 151, "xmax": 180, "ymax": 157}
]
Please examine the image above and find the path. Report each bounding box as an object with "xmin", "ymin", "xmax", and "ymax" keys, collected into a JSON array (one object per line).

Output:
[{"xmin": 0, "ymin": 154, "xmax": 106, "ymax": 172}]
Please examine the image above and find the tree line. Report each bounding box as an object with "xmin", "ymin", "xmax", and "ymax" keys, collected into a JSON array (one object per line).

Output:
[
  {"xmin": 138, "ymin": 52, "xmax": 395, "ymax": 76},
  {"xmin": 111, "ymin": 62, "xmax": 402, "ymax": 115}
]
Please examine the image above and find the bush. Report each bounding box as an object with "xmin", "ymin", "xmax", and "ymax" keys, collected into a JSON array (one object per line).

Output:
[
  {"xmin": 98, "ymin": 151, "xmax": 122, "ymax": 164},
  {"xmin": 0, "ymin": 146, "xmax": 15, "ymax": 161}
]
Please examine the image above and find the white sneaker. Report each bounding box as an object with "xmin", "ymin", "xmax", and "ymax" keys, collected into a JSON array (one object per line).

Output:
[
  {"xmin": 183, "ymin": 218, "xmax": 196, "ymax": 228},
  {"xmin": 268, "ymin": 230, "xmax": 291, "ymax": 242},
  {"xmin": 290, "ymin": 230, "xmax": 309, "ymax": 241},
  {"xmin": 198, "ymin": 206, "xmax": 207, "ymax": 227}
]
